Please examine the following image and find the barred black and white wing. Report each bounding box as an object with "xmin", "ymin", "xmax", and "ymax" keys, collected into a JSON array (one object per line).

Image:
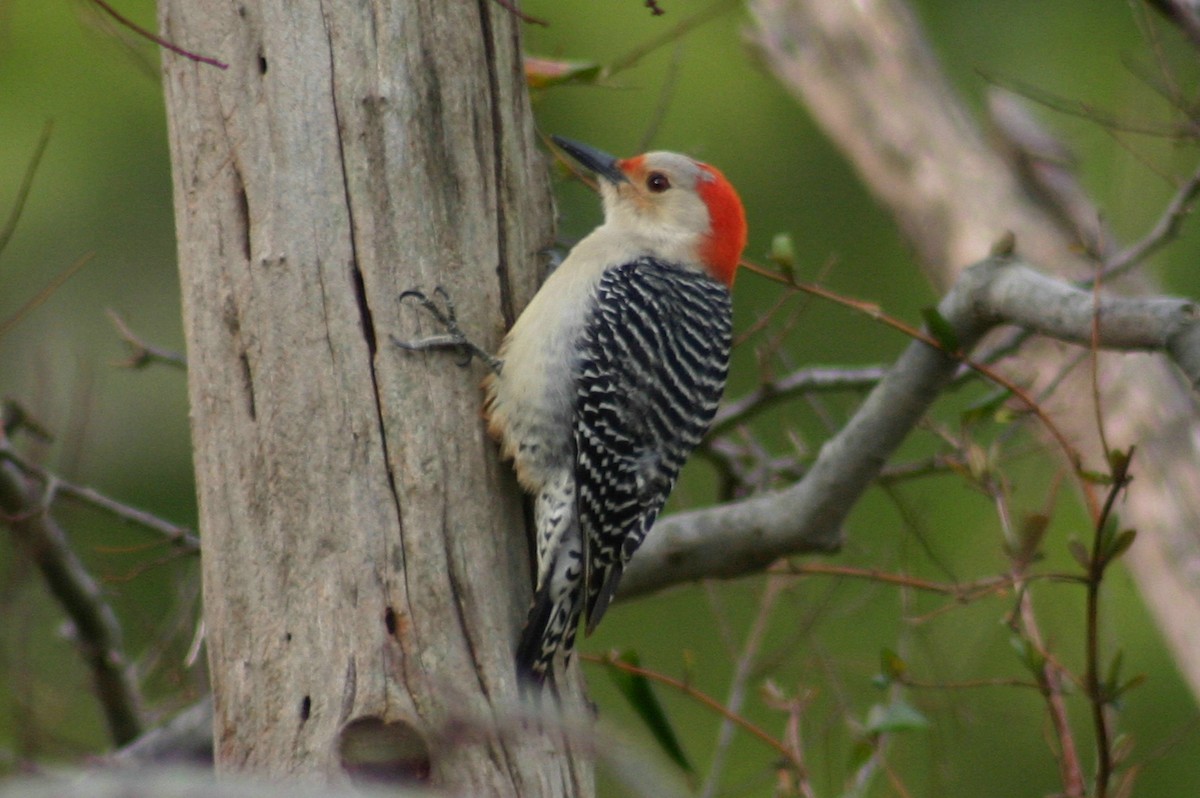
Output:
[
  {"xmin": 574, "ymin": 258, "xmax": 732, "ymax": 635},
  {"xmin": 513, "ymin": 257, "xmax": 732, "ymax": 686}
]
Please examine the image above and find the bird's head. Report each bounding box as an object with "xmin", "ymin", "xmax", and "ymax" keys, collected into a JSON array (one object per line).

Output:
[{"xmin": 553, "ymin": 136, "xmax": 747, "ymax": 287}]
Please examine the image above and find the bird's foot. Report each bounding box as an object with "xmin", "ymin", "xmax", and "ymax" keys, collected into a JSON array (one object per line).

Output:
[{"xmin": 392, "ymin": 286, "xmax": 502, "ymax": 374}]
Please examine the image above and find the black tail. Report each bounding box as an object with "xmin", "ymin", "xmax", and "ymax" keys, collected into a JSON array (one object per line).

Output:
[
  {"xmin": 515, "ymin": 581, "xmax": 584, "ymax": 691},
  {"xmin": 515, "ymin": 587, "xmax": 555, "ymax": 688}
]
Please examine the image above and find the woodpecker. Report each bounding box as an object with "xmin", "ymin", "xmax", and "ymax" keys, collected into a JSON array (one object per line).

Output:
[{"xmin": 483, "ymin": 136, "xmax": 747, "ymax": 687}]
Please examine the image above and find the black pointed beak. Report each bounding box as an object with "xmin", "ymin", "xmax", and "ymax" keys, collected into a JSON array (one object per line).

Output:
[{"xmin": 552, "ymin": 136, "xmax": 628, "ymax": 184}]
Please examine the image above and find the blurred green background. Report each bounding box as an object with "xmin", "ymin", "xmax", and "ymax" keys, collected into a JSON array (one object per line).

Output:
[{"xmin": 1, "ymin": 0, "xmax": 1197, "ymax": 794}]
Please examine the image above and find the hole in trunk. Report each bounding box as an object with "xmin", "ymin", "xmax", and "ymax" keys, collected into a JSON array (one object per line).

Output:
[{"xmin": 338, "ymin": 716, "xmax": 430, "ymax": 786}]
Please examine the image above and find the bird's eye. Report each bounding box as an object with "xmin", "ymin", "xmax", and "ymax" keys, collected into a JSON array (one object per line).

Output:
[{"xmin": 646, "ymin": 172, "xmax": 671, "ymax": 193}]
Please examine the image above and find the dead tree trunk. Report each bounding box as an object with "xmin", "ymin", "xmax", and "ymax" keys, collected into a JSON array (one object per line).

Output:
[{"xmin": 159, "ymin": 1, "xmax": 591, "ymax": 793}]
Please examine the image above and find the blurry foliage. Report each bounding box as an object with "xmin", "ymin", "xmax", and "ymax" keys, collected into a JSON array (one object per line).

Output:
[{"xmin": 0, "ymin": 0, "xmax": 1198, "ymax": 795}]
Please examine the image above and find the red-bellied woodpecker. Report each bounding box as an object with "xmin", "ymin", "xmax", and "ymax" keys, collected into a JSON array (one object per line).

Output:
[
  {"xmin": 487, "ymin": 136, "xmax": 748, "ymax": 687},
  {"xmin": 394, "ymin": 137, "xmax": 746, "ymax": 688}
]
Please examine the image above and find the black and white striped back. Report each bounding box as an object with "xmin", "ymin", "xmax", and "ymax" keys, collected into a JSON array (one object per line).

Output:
[{"xmin": 573, "ymin": 257, "xmax": 732, "ymax": 632}]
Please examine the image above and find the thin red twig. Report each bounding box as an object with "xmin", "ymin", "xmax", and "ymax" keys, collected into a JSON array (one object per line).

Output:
[
  {"xmin": 583, "ymin": 653, "xmax": 804, "ymax": 772},
  {"xmin": 491, "ymin": 0, "xmax": 548, "ymax": 27},
  {"xmin": 88, "ymin": 0, "xmax": 228, "ymax": 70},
  {"xmin": 739, "ymin": 257, "xmax": 1101, "ymax": 522}
]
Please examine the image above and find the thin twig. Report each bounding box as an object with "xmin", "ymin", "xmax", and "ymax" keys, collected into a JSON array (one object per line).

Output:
[
  {"xmin": 584, "ymin": 653, "xmax": 804, "ymax": 772},
  {"xmin": 1091, "ymin": 265, "xmax": 1112, "ymax": 458},
  {"xmin": 0, "ymin": 252, "xmax": 95, "ymax": 339},
  {"xmin": 898, "ymin": 675, "xmax": 1040, "ymax": 690},
  {"xmin": 0, "ymin": 461, "xmax": 143, "ymax": 745},
  {"xmin": 979, "ymin": 69, "xmax": 1192, "ymax": 139},
  {"xmin": 86, "ymin": 0, "xmax": 228, "ymax": 69},
  {"xmin": 107, "ymin": 309, "xmax": 188, "ymax": 370},
  {"xmin": 739, "ymin": 259, "xmax": 1095, "ymax": 506},
  {"xmin": 636, "ymin": 42, "xmax": 686, "ymax": 153},
  {"xmin": 0, "ymin": 445, "xmax": 199, "ymax": 554},
  {"xmin": 625, "ymin": 255, "xmax": 1190, "ymax": 598},
  {"xmin": 1102, "ymin": 161, "xmax": 1200, "ymax": 279},
  {"xmin": 1084, "ymin": 451, "xmax": 1134, "ymax": 798},
  {"xmin": 712, "ymin": 365, "xmax": 885, "ymax": 434},
  {"xmin": 605, "ymin": 0, "xmax": 737, "ymax": 78},
  {"xmin": 490, "ymin": 0, "xmax": 548, "ymax": 26},
  {"xmin": 2, "ymin": 400, "xmax": 54, "ymax": 443},
  {"xmin": 876, "ymin": 454, "xmax": 958, "ymax": 483},
  {"xmin": 0, "ymin": 121, "xmax": 54, "ymax": 259},
  {"xmin": 769, "ymin": 560, "xmax": 1011, "ymax": 602},
  {"xmin": 699, "ymin": 576, "xmax": 785, "ymax": 798},
  {"xmin": 760, "ymin": 682, "xmax": 817, "ymax": 798},
  {"xmin": 993, "ymin": 480, "xmax": 1086, "ymax": 796}
]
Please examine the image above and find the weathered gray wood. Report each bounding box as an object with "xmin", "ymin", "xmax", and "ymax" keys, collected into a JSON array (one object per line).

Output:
[{"xmin": 158, "ymin": 0, "xmax": 591, "ymax": 792}]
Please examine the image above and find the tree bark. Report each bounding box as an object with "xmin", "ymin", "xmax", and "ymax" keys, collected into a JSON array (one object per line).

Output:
[{"xmin": 159, "ymin": 1, "xmax": 591, "ymax": 793}]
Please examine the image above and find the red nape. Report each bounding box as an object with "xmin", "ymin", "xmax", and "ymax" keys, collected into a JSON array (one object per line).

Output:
[{"xmin": 696, "ymin": 164, "xmax": 747, "ymax": 287}]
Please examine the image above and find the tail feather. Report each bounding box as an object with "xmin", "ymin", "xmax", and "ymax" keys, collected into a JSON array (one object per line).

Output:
[
  {"xmin": 515, "ymin": 586, "xmax": 557, "ymax": 687},
  {"xmin": 515, "ymin": 556, "xmax": 583, "ymax": 689},
  {"xmin": 517, "ymin": 481, "xmax": 584, "ymax": 689}
]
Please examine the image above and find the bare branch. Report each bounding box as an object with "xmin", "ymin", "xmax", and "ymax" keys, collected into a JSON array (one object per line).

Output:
[
  {"xmin": 0, "ymin": 444, "xmax": 199, "ymax": 554},
  {"xmin": 0, "ymin": 252, "xmax": 94, "ymax": 340},
  {"xmin": 106, "ymin": 310, "xmax": 188, "ymax": 370},
  {"xmin": 699, "ymin": 577, "xmax": 784, "ymax": 798},
  {"xmin": 710, "ymin": 365, "xmax": 885, "ymax": 434},
  {"xmin": 1105, "ymin": 161, "xmax": 1200, "ymax": 278},
  {"xmin": 745, "ymin": 0, "xmax": 1200, "ymax": 707},
  {"xmin": 85, "ymin": 0, "xmax": 228, "ymax": 69},
  {"xmin": 987, "ymin": 90, "xmax": 1113, "ymax": 258},
  {"xmin": 605, "ymin": 0, "xmax": 737, "ymax": 78},
  {"xmin": 0, "ymin": 461, "xmax": 143, "ymax": 745},
  {"xmin": 0, "ymin": 121, "xmax": 53, "ymax": 260},
  {"xmin": 620, "ymin": 256, "xmax": 1200, "ymax": 599},
  {"xmin": 586, "ymin": 653, "xmax": 803, "ymax": 774},
  {"xmin": 989, "ymin": 89, "xmax": 1200, "ymax": 280},
  {"xmin": 110, "ymin": 698, "xmax": 213, "ymax": 765}
]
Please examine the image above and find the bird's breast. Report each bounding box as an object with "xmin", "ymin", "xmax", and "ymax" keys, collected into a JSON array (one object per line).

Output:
[{"xmin": 484, "ymin": 256, "xmax": 608, "ymax": 491}]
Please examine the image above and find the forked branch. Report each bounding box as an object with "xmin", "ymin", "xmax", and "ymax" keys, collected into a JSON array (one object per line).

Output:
[{"xmin": 620, "ymin": 255, "xmax": 1200, "ymax": 599}]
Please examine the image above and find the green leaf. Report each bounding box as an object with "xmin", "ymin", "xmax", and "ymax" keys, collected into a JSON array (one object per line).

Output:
[
  {"xmin": 846, "ymin": 737, "xmax": 876, "ymax": 772},
  {"xmin": 879, "ymin": 648, "xmax": 907, "ymax": 682},
  {"xmin": 960, "ymin": 388, "xmax": 1014, "ymax": 426},
  {"xmin": 604, "ymin": 652, "xmax": 695, "ymax": 774},
  {"xmin": 993, "ymin": 404, "xmax": 1019, "ymax": 424},
  {"xmin": 1107, "ymin": 447, "xmax": 1134, "ymax": 480},
  {"xmin": 1067, "ymin": 537, "xmax": 1091, "ymax": 570},
  {"xmin": 1101, "ymin": 651, "xmax": 1145, "ymax": 705},
  {"xmin": 864, "ymin": 698, "xmax": 929, "ymax": 734},
  {"xmin": 1098, "ymin": 511, "xmax": 1120, "ymax": 545},
  {"xmin": 1115, "ymin": 674, "xmax": 1147, "ymax": 701},
  {"xmin": 1102, "ymin": 528, "xmax": 1137, "ymax": 565},
  {"xmin": 1078, "ymin": 468, "xmax": 1114, "ymax": 485},
  {"xmin": 1010, "ymin": 634, "xmax": 1045, "ymax": 675},
  {"xmin": 1013, "ymin": 513, "xmax": 1050, "ymax": 563},
  {"xmin": 1105, "ymin": 650, "xmax": 1125, "ymax": 694},
  {"xmin": 921, "ymin": 307, "xmax": 961, "ymax": 352},
  {"xmin": 769, "ymin": 232, "xmax": 797, "ymax": 279}
]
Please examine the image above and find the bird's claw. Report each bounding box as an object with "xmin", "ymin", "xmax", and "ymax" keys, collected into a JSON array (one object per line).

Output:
[
  {"xmin": 394, "ymin": 287, "xmax": 502, "ymax": 373},
  {"xmin": 398, "ymin": 286, "xmax": 458, "ymax": 329}
]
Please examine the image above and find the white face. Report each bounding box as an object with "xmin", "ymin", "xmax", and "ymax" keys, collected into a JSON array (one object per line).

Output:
[{"xmin": 600, "ymin": 151, "xmax": 715, "ymax": 245}]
